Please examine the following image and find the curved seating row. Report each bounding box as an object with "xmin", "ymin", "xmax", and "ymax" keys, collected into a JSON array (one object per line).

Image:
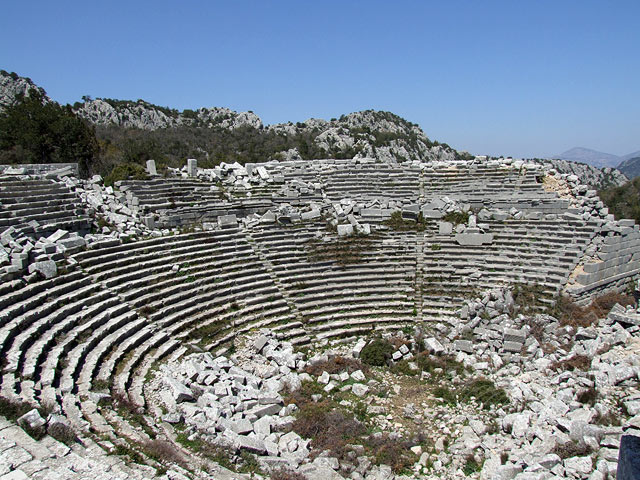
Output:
[{"xmin": 0, "ymin": 176, "xmax": 91, "ymax": 237}]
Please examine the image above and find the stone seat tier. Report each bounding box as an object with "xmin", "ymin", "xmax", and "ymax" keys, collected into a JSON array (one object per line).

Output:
[
  {"xmin": 310, "ymin": 323, "xmax": 409, "ymax": 342},
  {"xmin": 144, "ymin": 274, "xmax": 280, "ymax": 328},
  {"xmin": 0, "ymin": 273, "xmax": 91, "ymax": 342},
  {"xmin": 49, "ymin": 307, "xmax": 138, "ymax": 393},
  {"xmin": 3, "ymin": 284, "xmax": 107, "ymax": 377},
  {"xmin": 115, "ymin": 253, "xmax": 260, "ymax": 304},
  {"xmin": 98, "ymin": 241, "xmax": 254, "ymax": 290},
  {"xmin": 87, "ymin": 321, "xmax": 158, "ymax": 394},
  {"xmin": 0, "ymin": 209, "xmax": 88, "ymax": 228},
  {"xmin": 62, "ymin": 314, "xmax": 146, "ymax": 395},
  {"xmin": 0, "ymin": 197, "xmax": 79, "ymax": 214},
  {"xmin": 38, "ymin": 304, "xmax": 132, "ymax": 394},
  {"xmin": 120, "ymin": 253, "xmax": 270, "ymax": 310},
  {"xmin": 128, "ymin": 337, "xmax": 181, "ymax": 407},
  {"xmin": 78, "ymin": 231, "xmax": 243, "ymax": 273},
  {"xmin": 0, "ymin": 187, "xmax": 75, "ymax": 201},
  {"xmin": 0, "ymin": 279, "xmax": 25, "ymax": 298},
  {"xmin": 21, "ymin": 296, "xmax": 122, "ymax": 383},
  {"xmin": 73, "ymin": 230, "xmax": 239, "ymax": 265},
  {"xmin": 0, "ymin": 274, "xmax": 83, "ymax": 312}
]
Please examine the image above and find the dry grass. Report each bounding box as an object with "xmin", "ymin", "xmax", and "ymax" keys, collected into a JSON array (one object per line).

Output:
[
  {"xmin": 305, "ymin": 356, "xmax": 367, "ymax": 376},
  {"xmin": 270, "ymin": 468, "xmax": 308, "ymax": 480},
  {"xmin": 364, "ymin": 433, "xmax": 418, "ymax": 473},
  {"xmin": 550, "ymin": 355, "xmax": 591, "ymax": 372},
  {"xmin": 552, "ymin": 292, "xmax": 635, "ymax": 328},
  {"xmin": 552, "ymin": 440, "xmax": 592, "ymax": 459}
]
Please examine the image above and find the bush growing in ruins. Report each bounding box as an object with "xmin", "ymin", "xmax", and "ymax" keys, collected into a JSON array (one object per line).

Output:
[
  {"xmin": 415, "ymin": 352, "xmax": 465, "ymax": 377},
  {"xmin": 270, "ymin": 468, "xmax": 307, "ymax": 480},
  {"xmin": 283, "ymin": 380, "xmax": 324, "ymax": 407},
  {"xmin": 463, "ymin": 455, "xmax": 482, "ymax": 475},
  {"xmin": 305, "ymin": 356, "xmax": 367, "ymax": 376},
  {"xmin": 104, "ymin": 162, "xmax": 149, "ymax": 186},
  {"xmin": 0, "ymin": 396, "xmax": 33, "ymax": 421},
  {"xmin": 292, "ymin": 401, "xmax": 365, "ymax": 459},
  {"xmin": 551, "ymin": 355, "xmax": 591, "ymax": 372},
  {"xmin": 442, "ymin": 210, "xmax": 470, "ymax": 226},
  {"xmin": 599, "ymin": 176, "xmax": 640, "ymax": 224},
  {"xmin": 365, "ymin": 433, "xmax": 417, "ymax": 473},
  {"xmin": 461, "ymin": 378, "xmax": 509, "ymax": 409},
  {"xmin": 552, "ymin": 440, "xmax": 592, "ymax": 460},
  {"xmin": 549, "ymin": 291, "xmax": 635, "ymax": 328},
  {"xmin": 383, "ymin": 211, "xmax": 426, "ymax": 232},
  {"xmin": 360, "ymin": 338, "xmax": 394, "ymax": 366}
]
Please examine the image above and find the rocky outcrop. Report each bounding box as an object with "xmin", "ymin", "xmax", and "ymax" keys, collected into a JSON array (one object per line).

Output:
[
  {"xmin": 0, "ymin": 70, "xmax": 49, "ymax": 110},
  {"xmin": 75, "ymin": 99, "xmax": 263, "ymax": 131},
  {"xmin": 267, "ymin": 110, "xmax": 458, "ymax": 164}
]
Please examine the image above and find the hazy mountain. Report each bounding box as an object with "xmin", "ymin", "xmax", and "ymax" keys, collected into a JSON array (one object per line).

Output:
[
  {"xmin": 617, "ymin": 156, "xmax": 640, "ymax": 179},
  {"xmin": 621, "ymin": 151, "xmax": 640, "ymax": 162},
  {"xmin": 554, "ymin": 147, "xmax": 622, "ymax": 168}
]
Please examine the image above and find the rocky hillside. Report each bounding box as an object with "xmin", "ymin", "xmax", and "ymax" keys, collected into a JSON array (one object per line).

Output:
[
  {"xmin": 76, "ymin": 102, "xmax": 459, "ymax": 164},
  {"xmin": 0, "ymin": 69, "xmax": 629, "ymax": 185},
  {"xmin": 76, "ymin": 98, "xmax": 263, "ymax": 131},
  {"xmin": 536, "ymin": 158, "xmax": 628, "ymax": 190},
  {"xmin": 0, "ymin": 70, "xmax": 48, "ymax": 109},
  {"xmin": 0, "ymin": 70, "xmax": 460, "ymax": 169}
]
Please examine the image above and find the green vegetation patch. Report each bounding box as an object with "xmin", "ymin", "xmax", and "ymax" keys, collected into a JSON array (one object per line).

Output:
[{"xmin": 383, "ymin": 211, "xmax": 427, "ymax": 232}]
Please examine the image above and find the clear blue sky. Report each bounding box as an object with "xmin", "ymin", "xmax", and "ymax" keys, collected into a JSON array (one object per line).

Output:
[{"xmin": 1, "ymin": 1, "xmax": 638, "ymax": 158}]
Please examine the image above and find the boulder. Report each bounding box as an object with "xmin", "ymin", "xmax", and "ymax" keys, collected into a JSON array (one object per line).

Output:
[
  {"xmin": 28, "ymin": 260, "xmax": 57, "ymax": 279},
  {"xmin": 17, "ymin": 409, "xmax": 46, "ymax": 438}
]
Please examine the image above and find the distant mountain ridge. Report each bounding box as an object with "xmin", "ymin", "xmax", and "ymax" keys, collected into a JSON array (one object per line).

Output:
[{"xmin": 554, "ymin": 147, "xmax": 640, "ymax": 171}]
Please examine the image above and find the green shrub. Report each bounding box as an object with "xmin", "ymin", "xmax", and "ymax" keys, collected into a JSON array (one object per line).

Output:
[
  {"xmin": 441, "ymin": 211, "xmax": 470, "ymax": 226},
  {"xmin": 0, "ymin": 396, "xmax": 33, "ymax": 421},
  {"xmin": 415, "ymin": 352, "xmax": 465, "ymax": 377},
  {"xmin": 463, "ymin": 455, "xmax": 482, "ymax": 475},
  {"xmin": 360, "ymin": 338, "xmax": 394, "ymax": 366},
  {"xmin": 577, "ymin": 386, "xmax": 597, "ymax": 406},
  {"xmin": 104, "ymin": 162, "xmax": 149, "ymax": 186},
  {"xmin": 383, "ymin": 211, "xmax": 426, "ymax": 232},
  {"xmin": 433, "ymin": 386, "xmax": 457, "ymax": 405},
  {"xmin": 460, "ymin": 378, "xmax": 509, "ymax": 409},
  {"xmin": 292, "ymin": 401, "xmax": 365, "ymax": 459},
  {"xmin": 390, "ymin": 359, "xmax": 418, "ymax": 376}
]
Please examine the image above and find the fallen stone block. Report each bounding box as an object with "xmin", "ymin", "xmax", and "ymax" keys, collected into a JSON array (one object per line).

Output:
[
  {"xmin": 28, "ymin": 260, "xmax": 57, "ymax": 279},
  {"xmin": 218, "ymin": 214, "xmax": 238, "ymax": 228},
  {"xmin": 166, "ymin": 378, "xmax": 194, "ymax": 403},
  {"xmin": 503, "ymin": 328, "xmax": 526, "ymax": 344},
  {"xmin": 503, "ymin": 341, "xmax": 523, "ymax": 353},
  {"xmin": 424, "ymin": 337, "xmax": 445, "ymax": 354},
  {"xmin": 47, "ymin": 229, "xmax": 69, "ymax": 243},
  {"xmin": 18, "ymin": 409, "xmax": 46, "ymax": 438},
  {"xmin": 352, "ymin": 384, "xmax": 369, "ymax": 397},
  {"xmin": 47, "ymin": 414, "xmax": 75, "ymax": 443},
  {"xmin": 253, "ymin": 335, "xmax": 269, "ymax": 353},
  {"xmin": 454, "ymin": 339, "xmax": 473, "ymax": 354},
  {"xmin": 337, "ymin": 224, "xmax": 354, "ymax": 236}
]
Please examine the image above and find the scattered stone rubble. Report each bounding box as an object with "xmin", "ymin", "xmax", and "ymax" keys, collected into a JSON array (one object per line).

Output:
[{"xmin": 133, "ymin": 290, "xmax": 640, "ymax": 480}]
